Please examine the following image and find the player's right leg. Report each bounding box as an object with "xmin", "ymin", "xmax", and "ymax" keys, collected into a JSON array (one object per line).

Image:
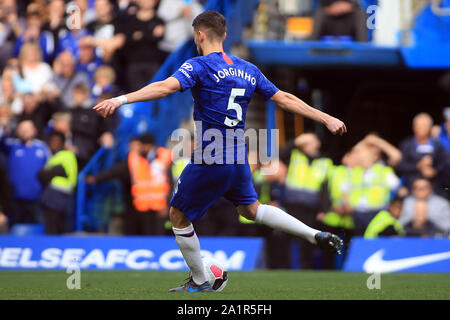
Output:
[
  {"xmin": 168, "ymin": 163, "xmax": 233, "ymax": 292},
  {"xmin": 237, "ymin": 202, "xmax": 343, "ymax": 254},
  {"xmin": 168, "ymin": 206, "xmax": 212, "ymax": 292}
]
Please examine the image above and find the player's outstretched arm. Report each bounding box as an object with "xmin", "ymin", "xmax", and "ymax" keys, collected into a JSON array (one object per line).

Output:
[
  {"xmin": 270, "ymin": 90, "xmax": 347, "ymax": 136},
  {"xmin": 93, "ymin": 77, "xmax": 181, "ymax": 118}
]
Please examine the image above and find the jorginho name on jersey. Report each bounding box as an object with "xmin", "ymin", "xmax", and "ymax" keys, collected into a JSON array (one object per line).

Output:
[{"xmin": 171, "ymin": 52, "xmax": 279, "ymax": 164}]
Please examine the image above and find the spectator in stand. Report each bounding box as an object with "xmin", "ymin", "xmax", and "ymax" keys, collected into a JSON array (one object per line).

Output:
[
  {"xmin": 38, "ymin": 130, "xmax": 77, "ymax": 234},
  {"xmin": 354, "ymin": 133, "xmax": 403, "ymax": 168},
  {"xmin": 49, "ymin": 112, "xmax": 73, "ymax": 147},
  {"xmin": 399, "ymin": 178, "xmax": 450, "ymax": 237},
  {"xmin": 157, "ymin": 0, "xmax": 202, "ymax": 61},
  {"xmin": 91, "ymin": 65, "xmax": 120, "ymax": 101},
  {"xmin": 16, "ymin": 92, "xmax": 56, "ymax": 139},
  {"xmin": 432, "ymin": 107, "xmax": 450, "ymax": 153},
  {"xmin": 81, "ymin": 0, "xmax": 125, "ymax": 63},
  {"xmin": 56, "ymin": 5, "xmax": 90, "ymax": 60},
  {"xmin": 310, "ymin": 0, "xmax": 367, "ymax": 42},
  {"xmin": 0, "ymin": 159, "xmax": 13, "ymax": 233},
  {"xmin": 75, "ymin": 40, "xmax": 103, "ymax": 87},
  {"xmin": 13, "ymin": 5, "xmax": 55, "ymax": 64},
  {"xmin": 71, "ymin": 82, "xmax": 92, "ymax": 109},
  {"xmin": 0, "ymin": 103, "xmax": 16, "ymax": 134},
  {"xmin": 397, "ymin": 113, "xmax": 447, "ymax": 196},
  {"xmin": 14, "ymin": 42, "xmax": 53, "ymax": 95},
  {"xmin": 70, "ymin": 87, "xmax": 116, "ymax": 169},
  {"xmin": 0, "ymin": 0, "xmax": 25, "ymax": 70},
  {"xmin": 0, "ymin": 120, "xmax": 50, "ymax": 225},
  {"xmin": 0, "ymin": 63, "xmax": 23, "ymax": 115},
  {"xmin": 116, "ymin": 0, "xmax": 165, "ymax": 91},
  {"xmin": 41, "ymin": 0, "xmax": 68, "ymax": 63},
  {"xmin": 52, "ymin": 50, "xmax": 90, "ymax": 109},
  {"xmin": 86, "ymin": 133, "xmax": 171, "ymax": 235},
  {"xmin": 431, "ymin": 107, "xmax": 450, "ymax": 199}
]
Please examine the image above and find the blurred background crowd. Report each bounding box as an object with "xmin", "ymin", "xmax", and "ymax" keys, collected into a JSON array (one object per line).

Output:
[{"xmin": 0, "ymin": 0, "xmax": 449, "ymax": 270}]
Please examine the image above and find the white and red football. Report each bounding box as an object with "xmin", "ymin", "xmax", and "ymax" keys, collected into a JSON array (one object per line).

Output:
[{"xmin": 203, "ymin": 257, "xmax": 228, "ymax": 292}]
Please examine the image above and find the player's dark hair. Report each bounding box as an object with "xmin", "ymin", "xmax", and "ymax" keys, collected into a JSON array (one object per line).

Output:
[{"xmin": 192, "ymin": 10, "xmax": 226, "ymax": 40}]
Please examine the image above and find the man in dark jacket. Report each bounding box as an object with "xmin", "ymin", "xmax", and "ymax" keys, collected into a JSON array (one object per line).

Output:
[
  {"xmin": 310, "ymin": 0, "xmax": 367, "ymax": 42},
  {"xmin": 397, "ymin": 113, "xmax": 447, "ymax": 196},
  {"xmin": 70, "ymin": 87, "xmax": 117, "ymax": 170}
]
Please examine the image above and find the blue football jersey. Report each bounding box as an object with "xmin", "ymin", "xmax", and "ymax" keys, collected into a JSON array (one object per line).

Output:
[{"xmin": 171, "ymin": 51, "xmax": 279, "ymax": 164}]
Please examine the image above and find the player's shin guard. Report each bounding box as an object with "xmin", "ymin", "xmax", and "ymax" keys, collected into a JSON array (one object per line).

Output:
[
  {"xmin": 172, "ymin": 224, "xmax": 207, "ymax": 285},
  {"xmin": 255, "ymin": 204, "xmax": 319, "ymax": 244}
]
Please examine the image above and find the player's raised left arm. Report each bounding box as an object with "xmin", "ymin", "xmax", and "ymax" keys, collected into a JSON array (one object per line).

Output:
[
  {"xmin": 93, "ymin": 77, "xmax": 181, "ymax": 118},
  {"xmin": 270, "ymin": 90, "xmax": 347, "ymax": 136}
]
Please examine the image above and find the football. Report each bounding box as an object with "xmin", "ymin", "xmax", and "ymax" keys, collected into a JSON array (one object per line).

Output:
[{"xmin": 203, "ymin": 257, "xmax": 228, "ymax": 292}]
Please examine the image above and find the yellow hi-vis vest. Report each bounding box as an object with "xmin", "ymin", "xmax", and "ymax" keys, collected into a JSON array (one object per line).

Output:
[
  {"xmin": 349, "ymin": 163, "xmax": 394, "ymax": 210},
  {"xmin": 322, "ymin": 165, "xmax": 354, "ymax": 229},
  {"xmin": 285, "ymin": 149, "xmax": 333, "ymax": 193},
  {"xmin": 45, "ymin": 150, "xmax": 78, "ymax": 193},
  {"xmin": 171, "ymin": 158, "xmax": 190, "ymax": 182},
  {"xmin": 364, "ymin": 210, "xmax": 405, "ymax": 238}
]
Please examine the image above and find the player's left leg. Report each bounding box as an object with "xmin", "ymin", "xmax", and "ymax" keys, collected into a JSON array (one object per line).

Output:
[{"xmin": 237, "ymin": 202, "xmax": 343, "ymax": 254}]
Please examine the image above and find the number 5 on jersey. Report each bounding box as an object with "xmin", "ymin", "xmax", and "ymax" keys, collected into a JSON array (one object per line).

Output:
[{"xmin": 224, "ymin": 88, "xmax": 246, "ymax": 127}]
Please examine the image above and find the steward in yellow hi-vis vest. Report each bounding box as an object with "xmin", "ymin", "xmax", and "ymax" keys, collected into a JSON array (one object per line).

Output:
[
  {"xmin": 321, "ymin": 164, "xmax": 355, "ymax": 230},
  {"xmin": 280, "ymin": 134, "xmax": 333, "ymax": 270},
  {"xmin": 320, "ymin": 149, "xmax": 362, "ymax": 232},
  {"xmin": 364, "ymin": 195, "xmax": 405, "ymax": 238},
  {"xmin": 364, "ymin": 210, "xmax": 405, "ymax": 238},
  {"xmin": 281, "ymin": 135, "xmax": 333, "ymax": 211},
  {"xmin": 45, "ymin": 149, "xmax": 78, "ymax": 193},
  {"xmin": 38, "ymin": 131, "xmax": 78, "ymax": 234},
  {"xmin": 344, "ymin": 144, "xmax": 400, "ymax": 235}
]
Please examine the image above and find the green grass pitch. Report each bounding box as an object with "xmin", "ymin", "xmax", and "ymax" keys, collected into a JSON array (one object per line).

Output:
[{"xmin": 0, "ymin": 270, "xmax": 449, "ymax": 300}]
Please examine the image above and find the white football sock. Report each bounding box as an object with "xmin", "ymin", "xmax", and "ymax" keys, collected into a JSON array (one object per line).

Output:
[
  {"xmin": 172, "ymin": 224, "xmax": 207, "ymax": 285},
  {"xmin": 255, "ymin": 204, "xmax": 319, "ymax": 244}
]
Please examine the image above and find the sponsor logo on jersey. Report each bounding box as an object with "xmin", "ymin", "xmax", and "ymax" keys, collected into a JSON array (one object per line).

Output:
[{"xmin": 181, "ymin": 62, "xmax": 193, "ymax": 72}]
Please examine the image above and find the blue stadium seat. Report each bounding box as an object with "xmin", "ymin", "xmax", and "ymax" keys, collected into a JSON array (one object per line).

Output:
[{"xmin": 10, "ymin": 224, "xmax": 45, "ymax": 236}]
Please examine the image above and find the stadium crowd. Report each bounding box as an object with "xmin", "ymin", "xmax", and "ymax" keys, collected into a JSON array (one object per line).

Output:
[
  {"xmin": 0, "ymin": 0, "xmax": 204, "ymax": 233},
  {"xmin": 0, "ymin": 0, "xmax": 449, "ymax": 269}
]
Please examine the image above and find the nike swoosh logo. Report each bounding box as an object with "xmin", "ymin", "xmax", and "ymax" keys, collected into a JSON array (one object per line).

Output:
[
  {"xmin": 363, "ymin": 249, "xmax": 450, "ymax": 273},
  {"xmin": 188, "ymin": 286, "xmax": 210, "ymax": 292}
]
